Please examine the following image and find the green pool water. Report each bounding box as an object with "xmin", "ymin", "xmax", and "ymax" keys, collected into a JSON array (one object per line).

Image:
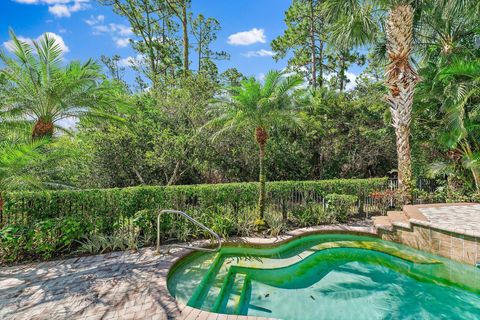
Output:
[{"xmin": 167, "ymin": 233, "xmax": 480, "ymax": 319}]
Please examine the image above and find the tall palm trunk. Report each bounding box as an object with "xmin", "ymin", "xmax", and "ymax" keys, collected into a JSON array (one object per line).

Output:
[
  {"xmin": 385, "ymin": 5, "xmax": 419, "ymax": 204},
  {"xmin": 255, "ymin": 127, "xmax": 269, "ymax": 220},
  {"xmin": 32, "ymin": 117, "xmax": 54, "ymax": 140}
]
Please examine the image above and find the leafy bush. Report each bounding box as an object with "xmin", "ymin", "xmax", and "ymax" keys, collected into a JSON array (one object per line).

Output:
[
  {"xmin": 290, "ymin": 203, "xmax": 336, "ymax": 226},
  {"xmin": 0, "ymin": 225, "xmax": 29, "ymax": 262},
  {"xmin": 1, "ymin": 178, "xmax": 386, "ymax": 263},
  {"xmin": 326, "ymin": 194, "xmax": 358, "ymax": 222},
  {"xmin": 3, "ymin": 178, "xmax": 387, "ymax": 222},
  {"xmin": 0, "ymin": 216, "xmax": 89, "ymax": 262}
]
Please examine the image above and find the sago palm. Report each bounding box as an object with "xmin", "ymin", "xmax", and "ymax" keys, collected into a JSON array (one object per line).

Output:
[
  {"xmin": 208, "ymin": 70, "xmax": 303, "ymax": 220},
  {"xmin": 0, "ymin": 30, "xmax": 124, "ymax": 140}
]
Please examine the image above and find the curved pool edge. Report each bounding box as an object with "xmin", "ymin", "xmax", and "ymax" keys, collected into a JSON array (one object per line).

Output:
[{"xmin": 164, "ymin": 224, "xmax": 376, "ymax": 320}]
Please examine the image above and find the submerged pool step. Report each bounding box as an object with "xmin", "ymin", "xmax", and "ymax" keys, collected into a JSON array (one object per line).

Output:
[
  {"xmin": 213, "ymin": 272, "xmax": 248, "ymax": 314},
  {"xmin": 187, "ymin": 240, "xmax": 440, "ymax": 313}
]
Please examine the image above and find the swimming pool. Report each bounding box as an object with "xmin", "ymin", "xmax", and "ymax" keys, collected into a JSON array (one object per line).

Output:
[{"xmin": 168, "ymin": 233, "xmax": 480, "ymax": 319}]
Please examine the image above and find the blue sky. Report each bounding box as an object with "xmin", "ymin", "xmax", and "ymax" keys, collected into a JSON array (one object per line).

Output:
[{"xmin": 0, "ymin": 0, "xmax": 363, "ymax": 87}]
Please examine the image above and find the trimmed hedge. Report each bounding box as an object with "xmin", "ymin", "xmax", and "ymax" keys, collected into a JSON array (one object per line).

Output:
[
  {"xmin": 0, "ymin": 178, "xmax": 387, "ymax": 263},
  {"xmin": 2, "ymin": 178, "xmax": 387, "ymax": 224}
]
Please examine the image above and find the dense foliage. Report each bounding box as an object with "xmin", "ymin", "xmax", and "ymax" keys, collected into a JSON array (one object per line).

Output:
[
  {"xmin": 1, "ymin": 178, "xmax": 385, "ymax": 262},
  {"xmin": 0, "ymin": 0, "xmax": 479, "ymax": 263}
]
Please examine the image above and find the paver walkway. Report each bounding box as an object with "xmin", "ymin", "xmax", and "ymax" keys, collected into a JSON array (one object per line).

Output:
[
  {"xmin": 418, "ymin": 203, "xmax": 480, "ymax": 237},
  {"xmin": 0, "ymin": 248, "xmax": 184, "ymax": 320}
]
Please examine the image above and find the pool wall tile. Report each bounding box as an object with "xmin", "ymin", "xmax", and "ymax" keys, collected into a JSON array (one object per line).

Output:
[{"xmin": 381, "ymin": 223, "xmax": 479, "ymax": 266}]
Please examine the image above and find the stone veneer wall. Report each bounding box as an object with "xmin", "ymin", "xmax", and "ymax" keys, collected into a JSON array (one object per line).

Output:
[{"xmin": 379, "ymin": 223, "xmax": 479, "ymax": 266}]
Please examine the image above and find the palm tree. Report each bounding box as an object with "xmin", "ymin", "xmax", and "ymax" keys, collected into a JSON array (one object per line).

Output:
[
  {"xmin": 208, "ymin": 70, "xmax": 303, "ymax": 221},
  {"xmin": 0, "ymin": 30, "xmax": 124, "ymax": 140},
  {"xmin": 322, "ymin": 1, "xmax": 422, "ymax": 202},
  {"xmin": 323, "ymin": 0, "xmax": 479, "ymax": 201}
]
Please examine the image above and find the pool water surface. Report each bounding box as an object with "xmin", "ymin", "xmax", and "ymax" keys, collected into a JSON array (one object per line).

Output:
[{"xmin": 167, "ymin": 234, "xmax": 480, "ymax": 319}]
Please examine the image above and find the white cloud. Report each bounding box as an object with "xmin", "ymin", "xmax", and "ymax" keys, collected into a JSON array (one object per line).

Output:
[
  {"xmin": 118, "ymin": 54, "xmax": 144, "ymax": 68},
  {"xmin": 15, "ymin": 0, "xmax": 90, "ymax": 18},
  {"xmin": 49, "ymin": 4, "xmax": 70, "ymax": 17},
  {"xmin": 243, "ymin": 49, "xmax": 274, "ymax": 58},
  {"xmin": 118, "ymin": 57, "xmax": 134, "ymax": 68},
  {"xmin": 85, "ymin": 17, "xmax": 133, "ymax": 48},
  {"xmin": 85, "ymin": 15, "xmax": 105, "ymax": 26},
  {"xmin": 257, "ymin": 72, "xmax": 266, "ymax": 82},
  {"xmin": 109, "ymin": 23, "xmax": 133, "ymax": 37},
  {"xmin": 227, "ymin": 28, "xmax": 266, "ymax": 46},
  {"xmin": 14, "ymin": 0, "xmax": 39, "ymax": 3},
  {"xmin": 3, "ymin": 32, "xmax": 69, "ymax": 54},
  {"xmin": 345, "ymin": 71, "xmax": 358, "ymax": 91},
  {"xmin": 115, "ymin": 38, "xmax": 130, "ymax": 48}
]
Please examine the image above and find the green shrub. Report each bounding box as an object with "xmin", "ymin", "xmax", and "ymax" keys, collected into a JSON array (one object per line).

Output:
[
  {"xmin": 264, "ymin": 210, "xmax": 286, "ymax": 237},
  {"xmin": 0, "ymin": 225, "xmax": 29, "ymax": 262},
  {"xmin": 326, "ymin": 194, "xmax": 358, "ymax": 222},
  {"xmin": 3, "ymin": 178, "xmax": 387, "ymax": 223},
  {"xmin": 1, "ymin": 178, "xmax": 386, "ymax": 263},
  {"xmin": 0, "ymin": 216, "xmax": 89, "ymax": 262},
  {"xmin": 133, "ymin": 209, "xmax": 156, "ymax": 245},
  {"xmin": 290, "ymin": 203, "xmax": 336, "ymax": 226}
]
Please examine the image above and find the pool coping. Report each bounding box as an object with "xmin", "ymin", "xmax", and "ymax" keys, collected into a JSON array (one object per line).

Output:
[{"xmin": 165, "ymin": 224, "xmax": 377, "ymax": 319}]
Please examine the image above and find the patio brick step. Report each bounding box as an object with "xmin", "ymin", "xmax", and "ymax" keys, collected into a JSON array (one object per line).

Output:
[
  {"xmin": 372, "ymin": 215, "xmax": 393, "ymax": 231},
  {"xmin": 387, "ymin": 211, "xmax": 411, "ymax": 229}
]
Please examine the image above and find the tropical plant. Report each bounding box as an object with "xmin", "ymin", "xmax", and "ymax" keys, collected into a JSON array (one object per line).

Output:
[
  {"xmin": 322, "ymin": 0, "xmax": 423, "ymax": 202},
  {"xmin": 427, "ymin": 59, "xmax": 480, "ymax": 190},
  {"xmin": 207, "ymin": 70, "xmax": 304, "ymax": 221},
  {"xmin": 322, "ymin": 0, "xmax": 480, "ymax": 201},
  {"xmin": 0, "ymin": 139, "xmax": 46, "ymax": 213},
  {"xmin": 0, "ymin": 30, "xmax": 124, "ymax": 140}
]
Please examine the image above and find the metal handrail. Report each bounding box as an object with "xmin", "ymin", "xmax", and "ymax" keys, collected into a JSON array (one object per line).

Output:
[{"xmin": 156, "ymin": 209, "xmax": 222, "ymax": 254}]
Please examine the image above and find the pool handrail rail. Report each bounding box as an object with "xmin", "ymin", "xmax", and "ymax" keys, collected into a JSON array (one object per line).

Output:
[{"xmin": 156, "ymin": 209, "xmax": 222, "ymax": 254}]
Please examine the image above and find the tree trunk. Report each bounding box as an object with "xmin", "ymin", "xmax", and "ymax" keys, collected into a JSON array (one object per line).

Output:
[
  {"xmin": 339, "ymin": 52, "xmax": 346, "ymax": 91},
  {"xmin": 318, "ymin": 40, "xmax": 324, "ymax": 87},
  {"xmin": 182, "ymin": 2, "xmax": 189, "ymax": 76},
  {"xmin": 255, "ymin": 127, "xmax": 269, "ymax": 220},
  {"xmin": 395, "ymin": 124, "xmax": 413, "ymax": 202},
  {"xmin": 385, "ymin": 5, "xmax": 419, "ymax": 204},
  {"xmin": 32, "ymin": 118, "xmax": 54, "ymax": 140},
  {"xmin": 198, "ymin": 37, "xmax": 202, "ymax": 72},
  {"xmin": 309, "ymin": 0, "xmax": 317, "ymax": 89}
]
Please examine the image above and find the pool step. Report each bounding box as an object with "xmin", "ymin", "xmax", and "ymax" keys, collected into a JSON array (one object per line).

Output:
[
  {"xmin": 372, "ymin": 215, "xmax": 393, "ymax": 231},
  {"xmin": 187, "ymin": 253, "xmax": 225, "ymax": 310},
  {"xmin": 213, "ymin": 272, "xmax": 248, "ymax": 314},
  {"xmin": 373, "ymin": 211, "xmax": 413, "ymax": 232},
  {"xmin": 387, "ymin": 211, "xmax": 411, "ymax": 229}
]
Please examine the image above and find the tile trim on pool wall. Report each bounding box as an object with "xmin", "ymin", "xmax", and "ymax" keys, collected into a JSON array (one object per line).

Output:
[{"xmin": 378, "ymin": 221, "xmax": 479, "ymax": 266}]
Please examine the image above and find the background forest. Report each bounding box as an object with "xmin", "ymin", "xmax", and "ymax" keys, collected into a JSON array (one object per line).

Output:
[{"xmin": 2, "ymin": 0, "xmax": 478, "ymax": 195}]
